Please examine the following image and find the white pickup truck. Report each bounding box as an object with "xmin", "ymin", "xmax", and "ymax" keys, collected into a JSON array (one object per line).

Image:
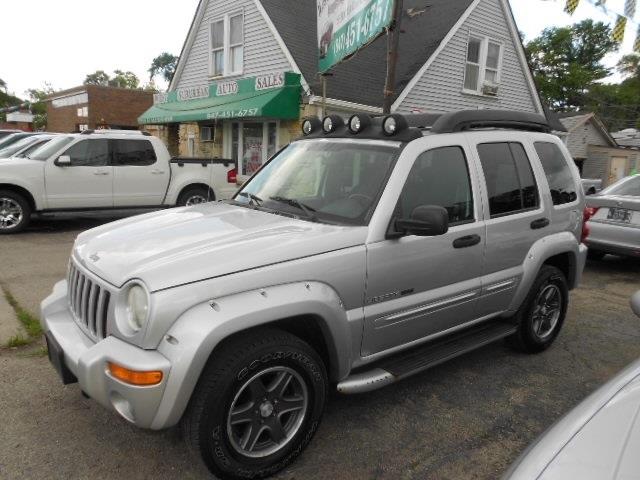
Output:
[{"xmin": 0, "ymin": 130, "xmax": 237, "ymax": 233}]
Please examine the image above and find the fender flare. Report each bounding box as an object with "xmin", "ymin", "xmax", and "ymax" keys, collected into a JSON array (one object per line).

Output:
[{"xmin": 150, "ymin": 281, "xmax": 352, "ymax": 429}]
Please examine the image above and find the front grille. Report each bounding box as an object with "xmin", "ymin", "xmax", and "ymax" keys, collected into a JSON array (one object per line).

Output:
[{"xmin": 68, "ymin": 262, "xmax": 111, "ymax": 340}]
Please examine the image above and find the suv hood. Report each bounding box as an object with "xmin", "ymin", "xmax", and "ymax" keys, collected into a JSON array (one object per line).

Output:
[{"xmin": 74, "ymin": 202, "xmax": 367, "ymax": 291}]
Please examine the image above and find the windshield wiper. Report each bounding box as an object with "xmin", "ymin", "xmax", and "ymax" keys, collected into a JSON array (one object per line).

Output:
[
  {"xmin": 269, "ymin": 196, "xmax": 318, "ymax": 221},
  {"xmin": 237, "ymin": 191, "xmax": 264, "ymax": 206}
]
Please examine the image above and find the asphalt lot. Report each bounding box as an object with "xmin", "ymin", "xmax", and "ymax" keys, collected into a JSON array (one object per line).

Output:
[{"xmin": 1, "ymin": 215, "xmax": 639, "ymax": 480}]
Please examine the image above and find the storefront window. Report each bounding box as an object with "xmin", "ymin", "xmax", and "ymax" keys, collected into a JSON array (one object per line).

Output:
[{"xmin": 228, "ymin": 121, "xmax": 279, "ymax": 175}]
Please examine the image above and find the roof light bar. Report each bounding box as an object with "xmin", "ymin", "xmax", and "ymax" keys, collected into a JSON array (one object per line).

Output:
[
  {"xmin": 302, "ymin": 117, "xmax": 322, "ymax": 136},
  {"xmin": 323, "ymin": 115, "xmax": 344, "ymax": 134},
  {"xmin": 382, "ymin": 114, "xmax": 408, "ymax": 136},
  {"xmin": 348, "ymin": 114, "xmax": 372, "ymax": 134}
]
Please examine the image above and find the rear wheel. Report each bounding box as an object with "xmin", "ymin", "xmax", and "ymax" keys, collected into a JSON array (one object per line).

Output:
[
  {"xmin": 587, "ymin": 249, "xmax": 606, "ymax": 261},
  {"xmin": 0, "ymin": 190, "xmax": 31, "ymax": 234},
  {"xmin": 177, "ymin": 186, "xmax": 212, "ymax": 207},
  {"xmin": 182, "ymin": 329, "xmax": 327, "ymax": 480},
  {"xmin": 508, "ymin": 265, "xmax": 568, "ymax": 353}
]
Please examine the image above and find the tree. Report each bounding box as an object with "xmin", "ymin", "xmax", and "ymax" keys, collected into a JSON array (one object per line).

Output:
[
  {"xmin": 618, "ymin": 54, "xmax": 640, "ymax": 79},
  {"xmin": 109, "ymin": 70, "xmax": 140, "ymax": 89},
  {"xmin": 0, "ymin": 78, "xmax": 6, "ymax": 93},
  {"xmin": 525, "ymin": 20, "xmax": 618, "ymax": 111},
  {"xmin": 25, "ymin": 83, "xmax": 56, "ymax": 130},
  {"xmin": 148, "ymin": 52, "xmax": 178, "ymax": 84},
  {"xmin": 84, "ymin": 70, "xmax": 111, "ymax": 86}
]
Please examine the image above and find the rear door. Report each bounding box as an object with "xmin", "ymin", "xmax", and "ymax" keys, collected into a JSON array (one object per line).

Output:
[
  {"xmin": 112, "ymin": 138, "xmax": 169, "ymax": 206},
  {"xmin": 471, "ymin": 136, "xmax": 550, "ymax": 317},
  {"xmin": 362, "ymin": 137, "xmax": 485, "ymax": 356},
  {"xmin": 44, "ymin": 139, "xmax": 113, "ymax": 209}
]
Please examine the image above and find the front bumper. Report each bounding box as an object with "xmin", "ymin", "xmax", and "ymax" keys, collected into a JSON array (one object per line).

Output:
[{"xmin": 40, "ymin": 280, "xmax": 172, "ymax": 429}]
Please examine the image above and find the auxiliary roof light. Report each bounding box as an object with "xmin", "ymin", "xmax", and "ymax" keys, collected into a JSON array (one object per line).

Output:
[
  {"xmin": 348, "ymin": 114, "xmax": 372, "ymax": 134},
  {"xmin": 301, "ymin": 117, "xmax": 321, "ymax": 135},
  {"xmin": 322, "ymin": 115, "xmax": 344, "ymax": 134},
  {"xmin": 382, "ymin": 114, "xmax": 408, "ymax": 136}
]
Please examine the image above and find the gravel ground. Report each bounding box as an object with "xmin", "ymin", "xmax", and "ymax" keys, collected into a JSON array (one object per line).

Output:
[{"xmin": 0, "ymin": 216, "xmax": 639, "ymax": 480}]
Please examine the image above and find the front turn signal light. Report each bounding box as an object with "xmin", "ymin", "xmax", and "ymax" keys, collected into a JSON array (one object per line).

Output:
[{"xmin": 107, "ymin": 362, "xmax": 163, "ymax": 386}]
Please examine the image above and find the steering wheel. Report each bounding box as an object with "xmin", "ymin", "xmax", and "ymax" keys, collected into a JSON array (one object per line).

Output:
[{"xmin": 348, "ymin": 193, "xmax": 373, "ymax": 205}]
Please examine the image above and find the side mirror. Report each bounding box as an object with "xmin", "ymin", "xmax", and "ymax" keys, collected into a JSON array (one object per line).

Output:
[
  {"xmin": 395, "ymin": 205, "xmax": 449, "ymax": 237},
  {"xmin": 56, "ymin": 155, "xmax": 71, "ymax": 167},
  {"xmin": 631, "ymin": 291, "xmax": 640, "ymax": 318}
]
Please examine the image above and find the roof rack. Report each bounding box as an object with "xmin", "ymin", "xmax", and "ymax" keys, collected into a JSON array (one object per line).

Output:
[
  {"xmin": 80, "ymin": 129, "xmax": 150, "ymax": 136},
  {"xmin": 404, "ymin": 110, "xmax": 551, "ymax": 134}
]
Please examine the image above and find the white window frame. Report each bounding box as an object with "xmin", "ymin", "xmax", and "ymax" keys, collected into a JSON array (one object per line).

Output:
[
  {"xmin": 208, "ymin": 11, "xmax": 244, "ymax": 78},
  {"xmin": 462, "ymin": 34, "xmax": 504, "ymax": 96},
  {"xmin": 223, "ymin": 120, "xmax": 280, "ymax": 175}
]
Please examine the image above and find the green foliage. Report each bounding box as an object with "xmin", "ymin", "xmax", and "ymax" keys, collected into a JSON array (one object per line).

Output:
[
  {"xmin": 5, "ymin": 335, "xmax": 30, "ymax": 348},
  {"xmin": 25, "ymin": 83, "xmax": 55, "ymax": 131},
  {"xmin": 149, "ymin": 52, "xmax": 178, "ymax": 83},
  {"xmin": 84, "ymin": 70, "xmax": 141, "ymax": 89},
  {"xmin": 525, "ymin": 20, "xmax": 618, "ymax": 111},
  {"xmin": 3, "ymin": 287, "xmax": 43, "ymax": 338},
  {"xmin": 0, "ymin": 77, "xmax": 7, "ymax": 92}
]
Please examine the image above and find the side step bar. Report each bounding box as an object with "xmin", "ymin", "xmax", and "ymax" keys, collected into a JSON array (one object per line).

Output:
[{"xmin": 337, "ymin": 320, "xmax": 517, "ymax": 394}]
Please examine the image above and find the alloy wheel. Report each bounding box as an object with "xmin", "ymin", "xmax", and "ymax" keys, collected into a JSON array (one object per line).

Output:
[
  {"xmin": 0, "ymin": 197, "xmax": 23, "ymax": 230},
  {"xmin": 532, "ymin": 284, "xmax": 562, "ymax": 340}
]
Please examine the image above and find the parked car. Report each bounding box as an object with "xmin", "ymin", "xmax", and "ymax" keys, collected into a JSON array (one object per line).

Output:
[
  {"xmin": 0, "ymin": 129, "xmax": 238, "ymax": 232},
  {"xmin": 581, "ymin": 178, "xmax": 602, "ymax": 195},
  {"xmin": 0, "ymin": 131, "xmax": 42, "ymax": 150},
  {"xmin": 584, "ymin": 174, "xmax": 640, "ymax": 260},
  {"xmin": 504, "ymin": 290, "xmax": 640, "ymax": 480},
  {"xmin": 0, "ymin": 134, "xmax": 56, "ymax": 160},
  {"xmin": 0, "ymin": 129, "xmax": 21, "ymax": 140},
  {"xmin": 41, "ymin": 111, "xmax": 587, "ymax": 479}
]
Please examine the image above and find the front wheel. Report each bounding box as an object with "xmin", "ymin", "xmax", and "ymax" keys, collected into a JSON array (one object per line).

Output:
[
  {"xmin": 0, "ymin": 190, "xmax": 31, "ymax": 234},
  {"xmin": 508, "ymin": 265, "xmax": 568, "ymax": 353},
  {"xmin": 182, "ymin": 329, "xmax": 328, "ymax": 480}
]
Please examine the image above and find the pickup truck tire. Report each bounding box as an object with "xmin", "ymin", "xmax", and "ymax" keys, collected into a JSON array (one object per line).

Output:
[
  {"xmin": 177, "ymin": 186, "xmax": 212, "ymax": 207},
  {"xmin": 0, "ymin": 190, "xmax": 31, "ymax": 234},
  {"xmin": 508, "ymin": 265, "xmax": 568, "ymax": 354},
  {"xmin": 182, "ymin": 328, "xmax": 328, "ymax": 480}
]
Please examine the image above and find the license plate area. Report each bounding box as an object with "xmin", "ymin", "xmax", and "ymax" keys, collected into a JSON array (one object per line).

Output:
[
  {"xmin": 45, "ymin": 331, "xmax": 77, "ymax": 385},
  {"xmin": 607, "ymin": 207, "xmax": 632, "ymax": 223}
]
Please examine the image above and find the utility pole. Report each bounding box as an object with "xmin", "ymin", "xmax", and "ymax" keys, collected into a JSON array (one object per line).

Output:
[{"xmin": 383, "ymin": 0, "xmax": 404, "ymax": 115}]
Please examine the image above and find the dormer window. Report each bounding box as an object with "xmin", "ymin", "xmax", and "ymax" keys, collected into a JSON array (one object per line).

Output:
[
  {"xmin": 464, "ymin": 36, "xmax": 502, "ymax": 95},
  {"xmin": 209, "ymin": 12, "xmax": 244, "ymax": 78}
]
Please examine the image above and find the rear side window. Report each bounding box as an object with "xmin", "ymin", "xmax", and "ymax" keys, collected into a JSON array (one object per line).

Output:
[
  {"xmin": 534, "ymin": 142, "xmax": 577, "ymax": 205},
  {"xmin": 113, "ymin": 139, "xmax": 157, "ymax": 166},
  {"xmin": 399, "ymin": 146, "xmax": 474, "ymax": 225},
  {"xmin": 478, "ymin": 142, "xmax": 539, "ymax": 217},
  {"xmin": 63, "ymin": 139, "xmax": 110, "ymax": 167}
]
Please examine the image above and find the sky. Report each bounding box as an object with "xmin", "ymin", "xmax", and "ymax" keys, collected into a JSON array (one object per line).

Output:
[{"xmin": 0, "ymin": 0, "xmax": 637, "ymax": 99}]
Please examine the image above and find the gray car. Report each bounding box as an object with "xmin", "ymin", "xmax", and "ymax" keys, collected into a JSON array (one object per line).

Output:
[
  {"xmin": 504, "ymin": 291, "xmax": 640, "ymax": 480},
  {"xmin": 41, "ymin": 110, "xmax": 587, "ymax": 479},
  {"xmin": 584, "ymin": 175, "xmax": 640, "ymax": 260}
]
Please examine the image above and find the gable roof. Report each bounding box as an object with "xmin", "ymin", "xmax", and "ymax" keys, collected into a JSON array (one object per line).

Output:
[
  {"xmin": 559, "ymin": 112, "xmax": 617, "ymax": 147},
  {"xmin": 261, "ymin": 0, "xmax": 475, "ymax": 108}
]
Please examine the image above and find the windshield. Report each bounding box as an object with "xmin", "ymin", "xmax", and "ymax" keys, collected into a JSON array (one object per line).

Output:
[
  {"xmin": 234, "ymin": 139, "xmax": 400, "ymax": 225},
  {"xmin": 0, "ymin": 133, "xmax": 30, "ymax": 150},
  {"xmin": 16, "ymin": 137, "xmax": 53, "ymax": 158},
  {"xmin": 29, "ymin": 136, "xmax": 75, "ymax": 161},
  {"xmin": 600, "ymin": 175, "xmax": 640, "ymax": 197},
  {"xmin": 0, "ymin": 136, "xmax": 41, "ymax": 158}
]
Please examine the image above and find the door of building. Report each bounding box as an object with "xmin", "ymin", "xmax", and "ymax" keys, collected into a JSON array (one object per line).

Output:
[
  {"xmin": 610, "ymin": 157, "xmax": 628, "ymax": 184},
  {"xmin": 224, "ymin": 121, "xmax": 278, "ymax": 176}
]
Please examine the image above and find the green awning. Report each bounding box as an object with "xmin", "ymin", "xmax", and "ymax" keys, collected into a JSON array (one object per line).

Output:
[{"xmin": 139, "ymin": 72, "xmax": 301, "ymax": 125}]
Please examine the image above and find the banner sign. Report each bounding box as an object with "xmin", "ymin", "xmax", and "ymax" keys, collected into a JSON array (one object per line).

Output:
[{"xmin": 317, "ymin": 0, "xmax": 394, "ymax": 73}]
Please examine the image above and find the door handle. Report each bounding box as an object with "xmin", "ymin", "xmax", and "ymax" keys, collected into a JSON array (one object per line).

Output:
[
  {"xmin": 151, "ymin": 169, "xmax": 166, "ymax": 175},
  {"xmin": 93, "ymin": 171, "xmax": 109, "ymax": 176},
  {"xmin": 530, "ymin": 218, "xmax": 550, "ymax": 230},
  {"xmin": 453, "ymin": 234, "xmax": 481, "ymax": 249}
]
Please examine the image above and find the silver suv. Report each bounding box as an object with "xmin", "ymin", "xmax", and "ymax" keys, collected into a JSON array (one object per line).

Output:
[{"xmin": 41, "ymin": 110, "xmax": 587, "ymax": 479}]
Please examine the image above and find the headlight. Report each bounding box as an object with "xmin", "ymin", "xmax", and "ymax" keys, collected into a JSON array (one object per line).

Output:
[{"xmin": 126, "ymin": 284, "xmax": 149, "ymax": 333}]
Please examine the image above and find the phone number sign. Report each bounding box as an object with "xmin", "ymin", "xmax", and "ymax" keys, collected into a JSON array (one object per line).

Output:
[{"xmin": 317, "ymin": 0, "xmax": 394, "ymax": 73}]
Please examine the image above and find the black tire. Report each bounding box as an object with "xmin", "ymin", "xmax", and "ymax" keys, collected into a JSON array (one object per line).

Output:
[
  {"xmin": 0, "ymin": 190, "xmax": 31, "ymax": 234},
  {"xmin": 177, "ymin": 186, "xmax": 213, "ymax": 207},
  {"xmin": 587, "ymin": 249, "xmax": 606, "ymax": 261},
  {"xmin": 182, "ymin": 328, "xmax": 328, "ymax": 480},
  {"xmin": 508, "ymin": 265, "xmax": 568, "ymax": 354}
]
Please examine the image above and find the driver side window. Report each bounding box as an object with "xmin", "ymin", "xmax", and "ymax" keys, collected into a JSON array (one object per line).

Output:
[
  {"xmin": 62, "ymin": 139, "xmax": 110, "ymax": 167},
  {"xmin": 398, "ymin": 146, "xmax": 475, "ymax": 226}
]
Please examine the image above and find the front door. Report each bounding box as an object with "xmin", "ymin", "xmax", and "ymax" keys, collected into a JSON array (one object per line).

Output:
[
  {"xmin": 44, "ymin": 139, "xmax": 113, "ymax": 209},
  {"xmin": 362, "ymin": 140, "xmax": 485, "ymax": 356},
  {"xmin": 111, "ymin": 138, "xmax": 170, "ymax": 206}
]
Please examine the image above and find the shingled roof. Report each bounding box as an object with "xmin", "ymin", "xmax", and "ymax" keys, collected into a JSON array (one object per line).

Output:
[{"xmin": 261, "ymin": 0, "xmax": 476, "ymax": 108}]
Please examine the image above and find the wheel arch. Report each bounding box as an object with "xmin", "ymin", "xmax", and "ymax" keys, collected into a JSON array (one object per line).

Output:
[
  {"xmin": 177, "ymin": 183, "xmax": 216, "ymax": 204},
  {"xmin": 0, "ymin": 183, "xmax": 37, "ymax": 211}
]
